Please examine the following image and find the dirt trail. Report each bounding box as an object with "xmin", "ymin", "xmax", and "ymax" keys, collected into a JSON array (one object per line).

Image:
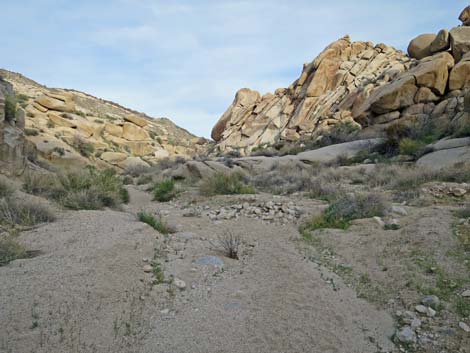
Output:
[{"xmin": 0, "ymin": 187, "xmax": 397, "ymax": 353}]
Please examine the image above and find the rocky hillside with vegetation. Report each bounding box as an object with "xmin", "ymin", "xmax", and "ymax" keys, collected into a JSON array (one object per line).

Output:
[
  {"xmin": 212, "ymin": 8, "xmax": 470, "ymax": 156},
  {"xmin": 0, "ymin": 69, "xmax": 207, "ymax": 172}
]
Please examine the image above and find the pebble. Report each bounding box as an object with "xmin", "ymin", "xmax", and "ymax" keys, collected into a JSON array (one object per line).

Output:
[
  {"xmin": 174, "ymin": 278, "xmax": 186, "ymax": 290},
  {"xmin": 143, "ymin": 265, "xmax": 153, "ymax": 273},
  {"xmin": 461, "ymin": 289, "xmax": 470, "ymax": 297},
  {"xmin": 391, "ymin": 205, "xmax": 408, "ymax": 216},
  {"xmin": 459, "ymin": 321, "xmax": 470, "ymax": 333},
  {"xmin": 195, "ymin": 256, "xmax": 225, "ymax": 267},
  {"xmin": 421, "ymin": 295, "xmax": 440, "ymax": 309},
  {"xmin": 415, "ymin": 305, "xmax": 428, "ymax": 314},
  {"xmin": 373, "ymin": 216, "xmax": 385, "ymax": 227},
  {"xmin": 396, "ymin": 326, "xmax": 416, "ymax": 343},
  {"xmin": 160, "ymin": 309, "xmax": 170, "ymax": 315},
  {"xmin": 411, "ymin": 318, "xmax": 422, "ymax": 330}
]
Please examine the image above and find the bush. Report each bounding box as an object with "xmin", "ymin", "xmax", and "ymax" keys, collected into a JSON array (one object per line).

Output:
[
  {"xmin": 306, "ymin": 179, "xmax": 343, "ymax": 201},
  {"xmin": 23, "ymin": 168, "xmax": 129, "ymax": 210},
  {"xmin": 0, "ymin": 180, "xmax": 13, "ymax": 198},
  {"xmin": 211, "ymin": 232, "xmax": 241, "ymax": 259},
  {"xmin": 137, "ymin": 211, "xmax": 174, "ymax": 234},
  {"xmin": 4, "ymin": 95, "xmax": 17, "ymax": 122},
  {"xmin": 153, "ymin": 179, "xmax": 177, "ymax": 202},
  {"xmin": 199, "ymin": 173, "xmax": 255, "ymax": 196},
  {"xmin": 398, "ymin": 138, "xmax": 426, "ymax": 157},
  {"xmin": 0, "ymin": 198, "xmax": 55, "ymax": 227},
  {"xmin": 24, "ymin": 128, "xmax": 39, "ymax": 136},
  {"xmin": 0, "ymin": 237, "xmax": 27, "ymax": 266},
  {"xmin": 301, "ymin": 193, "xmax": 387, "ymax": 231},
  {"xmin": 72, "ymin": 135, "xmax": 95, "ymax": 157},
  {"xmin": 136, "ymin": 174, "xmax": 153, "ymax": 185}
]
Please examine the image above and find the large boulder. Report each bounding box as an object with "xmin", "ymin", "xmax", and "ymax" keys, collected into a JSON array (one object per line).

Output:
[
  {"xmin": 211, "ymin": 88, "xmax": 260, "ymax": 141},
  {"xmin": 459, "ymin": 6, "xmax": 470, "ymax": 26},
  {"xmin": 100, "ymin": 152, "xmax": 128, "ymax": 164},
  {"xmin": 429, "ymin": 29, "xmax": 450, "ymax": 54},
  {"xmin": 407, "ymin": 52, "xmax": 454, "ymax": 95},
  {"xmin": 417, "ymin": 147, "xmax": 470, "ymax": 169},
  {"xmin": 35, "ymin": 92, "xmax": 75, "ymax": 113},
  {"xmin": 369, "ymin": 76, "xmax": 418, "ymax": 114},
  {"xmin": 407, "ymin": 34, "xmax": 436, "ymax": 60},
  {"xmin": 122, "ymin": 122, "xmax": 150, "ymax": 141},
  {"xmin": 450, "ymin": 26, "xmax": 470, "ymax": 62},
  {"xmin": 124, "ymin": 114, "xmax": 148, "ymax": 127},
  {"xmin": 449, "ymin": 52, "xmax": 470, "ymax": 90}
]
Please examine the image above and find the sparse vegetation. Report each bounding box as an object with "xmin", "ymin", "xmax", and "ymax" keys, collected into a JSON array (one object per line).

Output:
[
  {"xmin": 301, "ymin": 193, "xmax": 387, "ymax": 231},
  {"xmin": 137, "ymin": 211, "xmax": 174, "ymax": 235},
  {"xmin": 24, "ymin": 128, "xmax": 39, "ymax": 136},
  {"xmin": 199, "ymin": 172, "xmax": 255, "ymax": 196},
  {"xmin": 72, "ymin": 135, "xmax": 95, "ymax": 157},
  {"xmin": 0, "ymin": 198, "xmax": 55, "ymax": 227},
  {"xmin": 153, "ymin": 179, "xmax": 177, "ymax": 202},
  {"xmin": 211, "ymin": 232, "xmax": 241, "ymax": 259},
  {"xmin": 0, "ymin": 237, "xmax": 27, "ymax": 266},
  {"xmin": 4, "ymin": 95, "xmax": 17, "ymax": 122},
  {"xmin": 23, "ymin": 168, "xmax": 129, "ymax": 210},
  {"xmin": 0, "ymin": 180, "xmax": 13, "ymax": 198}
]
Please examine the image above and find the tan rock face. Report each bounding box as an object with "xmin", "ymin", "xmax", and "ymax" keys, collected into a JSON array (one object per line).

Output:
[
  {"xmin": 124, "ymin": 114, "xmax": 148, "ymax": 127},
  {"xmin": 122, "ymin": 122, "xmax": 151, "ymax": 141},
  {"xmin": 449, "ymin": 53, "xmax": 470, "ymax": 90},
  {"xmin": 36, "ymin": 92, "xmax": 75, "ymax": 112},
  {"xmin": 459, "ymin": 6, "xmax": 470, "ymax": 26},
  {"xmin": 450, "ymin": 26, "xmax": 470, "ymax": 62},
  {"xmin": 407, "ymin": 34, "xmax": 436, "ymax": 60},
  {"xmin": 430, "ymin": 29, "xmax": 450, "ymax": 53}
]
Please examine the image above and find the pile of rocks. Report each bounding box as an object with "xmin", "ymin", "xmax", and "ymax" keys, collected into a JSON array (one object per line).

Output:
[
  {"xmin": 212, "ymin": 6, "xmax": 470, "ymax": 155},
  {"xmin": 421, "ymin": 182, "xmax": 469, "ymax": 198},
  {"xmin": 206, "ymin": 201, "xmax": 302, "ymax": 223}
]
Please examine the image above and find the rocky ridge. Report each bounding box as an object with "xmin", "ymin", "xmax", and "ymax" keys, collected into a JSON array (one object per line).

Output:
[
  {"xmin": 212, "ymin": 8, "xmax": 470, "ymax": 154},
  {"xmin": 0, "ymin": 70, "xmax": 207, "ymax": 171}
]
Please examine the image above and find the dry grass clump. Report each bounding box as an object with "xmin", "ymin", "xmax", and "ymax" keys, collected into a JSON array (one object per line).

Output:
[
  {"xmin": 137, "ymin": 211, "xmax": 175, "ymax": 235},
  {"xmin": 0, "ymin": 237, "xmax": 28, "ymax": 266},
  {"xmin": 301, "ymin": 192, "xmax": 388, "ymax": 231},
  {"xmin": 199, "ymin": 172, "xmax": 255, "ymax": 196},
  {"xmin": 211, "ymin": 232, "xmax": 241, "ymax": 259},
  {"xmin": 0, "ymin": 179, "xmax": 13, "ymax": 199},
  {"xmin": 0, "ymin": 198, "xmax": 55, "ymax": 227},
  {"xmin": 23, "ymin": 167, "xmax": 129, "ymax": 210},
  {"xmin": 250, "ymin": 167, "xmax": 313, "ymax": 195}
]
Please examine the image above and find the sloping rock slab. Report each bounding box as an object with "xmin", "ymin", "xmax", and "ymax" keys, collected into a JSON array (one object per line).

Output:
[
  {"xmin": 296, "ymin": 139, "xmax": 384, "ymax": 164},
  {"xmin": 417, "ymin": 146, "xmax": 470, "ymax": 169}
]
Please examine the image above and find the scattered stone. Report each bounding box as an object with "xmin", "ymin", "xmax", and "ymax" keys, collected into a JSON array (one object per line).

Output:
[
  {"xmin": 195, "ymin": 256, "xmax": 225, "ymax": 267},
  {"xmin": 174, "ymin": 278, "xmax": 186, "ymax": 290},
  {"xmin": 373, "ymin": 216, "xmax": 385, "ymax": 227},
  {"xmin": 411, "ymin": 318, "xmax": 422, "ymax": 330},
  {"xmin": 459, "ymin": 321, "xmax": 470, "ymax": 332},
  {"xmin": 391, "ymin": 205, "xmax": 408, "ymax": 216},
  {"xmin": 461, "ymin": 289, "xmax": 470, "ymax": 297},
  {"xmin": 396, "ymin": 326, "xmax": 417, "ymax": 344},
  {"xmin": 422, "ymin": 295, "xmax": 440, "ymax": 309},
  {"xmin": 415, "ymin": 305, "xmax": 428, "ymax": 314},
  {"xmin": 143, "ymin": 265, "xmax": 153, "ymax": 273},
  {"xmin": 160, "ymin": 309, "xmax": 170, "ymax": 315}
]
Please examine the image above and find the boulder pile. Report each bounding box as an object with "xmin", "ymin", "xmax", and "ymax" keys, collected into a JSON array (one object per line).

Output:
[{"xmin": 212, "ymin": 7, "xmax": 470, "ymax": 155}]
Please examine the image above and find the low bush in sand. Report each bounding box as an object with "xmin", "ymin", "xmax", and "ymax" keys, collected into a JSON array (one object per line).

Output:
[
  {"xmin": 0, "ymin": 237, "xmax": 28, "ymax": 266},
  {"xmin": 250, "ymin": 165, "xmax": 313, "ymax": 195},
  {"xmin": 306, "ymin": 178, "xmax": 343, "ymax": 202},
  {"xmin": 23, "ymin": 167, "xmax": 129, "ymax": 210},
  {"xmin": 71, "ymin": 135, "xmax": 95, "ymax": 157},
  {"xmin": 136, "ymin": 174, "xmax": 153, "ymax": 185},
  {"xmin": 137, "ymin": 211, "xmax": 174, "ymax": 235},
  {"xmin": 0, "ymin": 198, "xmax": 55, "ymax": 227},
  {"xmin": 301, "ymin": 193, "xmax": 388, "ymax": 231},
  {"xmin": 153, "ymin": 179, "xmax": 177, "ymax": 202},
  {"xmin": 0, "ymin": 180, "xmax": 13, "ymax": 199},
  {"xmin": 200, "ymin": 172, "xmax": 255, "ymax": 196},
  {"xmin": 455, "ymin": 204, "xmax": 470, "ymax": 219},
  {"xmin": 210, "ymin": 232, "xmax": 241, "ymax": 260}
]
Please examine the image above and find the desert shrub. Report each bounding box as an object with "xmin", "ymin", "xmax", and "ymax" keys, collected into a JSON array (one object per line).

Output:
[
  {"xmin": 318, "ymin": 121, "xmax": 361, "ymax": 147},
  {"xmin": 0, "ymin": 198, "xmax": 55, "ymax": 227},
  {"xmin": 125, "ymin": 164, "xmax": 150, "ymax": 177},
  {"xmin": 250, "ymin": 166, "xmax": 313, "ymax": 195},
  {"xmin": 398, "ymin": 138, "xmax": 426, "ymax": 157},
  {"xmin": 301, "ymin": 193, "xmax": 387, "ymax": 231},
  {"xmin": 455, "ymin": 204, "xmax": 470, "ymax": 219},
  {"xmin": 0, "ymin": 180, "xmax": 13, "ymax": 198},
  {"xmin": 153, "ymin": 179, "xmax": 177, "ymax": 202},
  {"xmin": 306, "ymin": 179, "xmax": 343, "ymax": 201},
  {"xmin": 0, "ymin": 237, "xmax": 28, "ymax": 266},
  {"xmin": 122, "ymin": 175, "xmax": 134, "ymax": 185},
  {"xmin": 136, "ymin": 174, "xmax": 153, "ymax": 185},
  {"xmin": 23, "ymin": 168, "xmax": 129, "ymax": 210},
  {"xmin": 137, "ymin": 211, "xmax": 174, "ymax": 234},
  {"xmin": 72, "ymin": 135, "xmax": 95, "ymax": 157},
  {"xmin": 24, "ymin": 128, "xmax": 39, "ymax": 136},
  {"xmin": 199, "ymin": 172, "xmax": 255, "ymax": 196},
  {"xmin": 211, "ymin": 232, "xmax": 241, "ymax": 259},
  {"xmin": 223, "ymin": 150, "xmax": 241, "ymax": 158},
  {"xmin": 52, "ymin": 147, "xmax": 65, "ymax": 156},
  {"xmin": 4, "ymin": 95, "xmax": 17, "ymax": 122},
  {"xmin": 47, "ymin": 120, "xmax": 55, "ymax": 129}
]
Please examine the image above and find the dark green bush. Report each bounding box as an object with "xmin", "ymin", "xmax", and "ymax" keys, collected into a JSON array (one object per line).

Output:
[
  {"xmin": 137, "ymin": 211, "xmax": 174, "ymax": 234},
  {"xmin": 153, "ymin": 179, "xmax": 177, "ymax": 202}
]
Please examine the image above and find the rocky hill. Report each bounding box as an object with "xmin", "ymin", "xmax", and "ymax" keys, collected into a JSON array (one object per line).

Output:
[
  {"xmin": 212, "ymin": 8, "xmax": 470, "ymax": 155},
  {"xmin": 0, "ymin": 69, "xmax": 207, "ymax": 171}
]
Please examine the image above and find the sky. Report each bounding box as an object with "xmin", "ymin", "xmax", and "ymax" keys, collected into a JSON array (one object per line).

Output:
[{"xmin": 0, "ymin": 0, "xmax": 466, "ymax": 137}]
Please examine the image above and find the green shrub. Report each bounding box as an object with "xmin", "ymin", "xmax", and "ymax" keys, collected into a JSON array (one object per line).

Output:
[
  {"xmin": 0, "ymin": 198, "xmax": 55, "ymax": 227},
  {"xmin": 23, "ymin": 168, "xmax": 129, "ymax": 210},
  {"xmin": 153, "ymin": 179, "xmax": 177, "ymax": 202},
  {"xmin": 24, "ymin": 128, "xmax": 39, "ymax": 136},
  {"xmin": 4, "ymin": 95, "xmax": 17, "ymax": 122},
  {"xmin": 199, "ymin": 173, "xmax": 255, "ymax": 196},
  {"xmin": 301, "ymin": 193, "xmax": 387, "ymax": 231},
  {"xmin": 398, "ymin": 138, "xmax": 426, "ymax": 157},
  {"xmin": 0, "ymin": 237, "xmax": 28, "ymax": 266},
  {"xmin": 52, "ymin": 147, "xmax": 65, "ymax": 156},
  {"xmin": 0, "ymin": 180, "xmax": 13, "ymax": 198},
  {"xmin": 137, "ymin": 211, "xmax": 174, "ymax": 234},
  {"xmin": 72, "ymin": 136, "xmax": 95, "ymax": 157}
]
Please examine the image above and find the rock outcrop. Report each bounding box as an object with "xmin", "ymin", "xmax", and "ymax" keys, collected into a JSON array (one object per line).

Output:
[
  {"xmin": 0, "ymin": 70, "xmax": 207, "ymax": 171},
  {"xmin": 212, "ymin": 8, "xmax": 470, "ymax": 154}
]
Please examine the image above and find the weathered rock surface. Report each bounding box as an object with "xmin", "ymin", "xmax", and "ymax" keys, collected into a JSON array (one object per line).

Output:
[
  {"xmin": 408, "ymin": 33, "xmax": 436, "ymax": 60},
  {"xmin": 0, "ymin": 69, "xmax": 206, "ymax": 171}
]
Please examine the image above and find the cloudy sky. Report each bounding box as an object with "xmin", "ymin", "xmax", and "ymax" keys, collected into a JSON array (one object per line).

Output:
[{"xmin": 1, "ymin": 0, "xmax": 465, "ymax": 137}]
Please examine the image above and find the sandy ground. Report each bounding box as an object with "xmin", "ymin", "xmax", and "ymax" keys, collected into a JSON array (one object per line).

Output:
[{"xmin": 0, "ymin": 185, "xmax": 425, "ymax": 353}]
